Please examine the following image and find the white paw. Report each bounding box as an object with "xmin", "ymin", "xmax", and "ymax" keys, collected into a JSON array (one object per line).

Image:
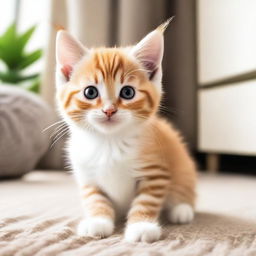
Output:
[
  {"xmin": 124, "ymin": 222, "xmax": 161, "ymax": 243},
  {"xmin": 168, "ymin": 203, "xmax": 194, "ymax": 224},
  {"xmin": 77, "ymin": 217, "xmax": 114, "ymax": 238}
]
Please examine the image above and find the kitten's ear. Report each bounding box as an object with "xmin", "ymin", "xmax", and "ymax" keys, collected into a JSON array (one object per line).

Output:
[
  {"xmin": 56, "ymin": 30, "xmax": 87, "ymax": 81},
  {"xmin": 131, "ymin": 18, "xmax": 173, "ymax": 80}
]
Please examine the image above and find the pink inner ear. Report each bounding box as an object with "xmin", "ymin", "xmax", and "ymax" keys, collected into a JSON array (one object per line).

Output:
[
  {"xmin": 132, "ymin": 30, "xmax": 164, "ymax": 79},
  {"xmin": 61, "ymin": 65, "xmax": 73, "ymax": 81}
]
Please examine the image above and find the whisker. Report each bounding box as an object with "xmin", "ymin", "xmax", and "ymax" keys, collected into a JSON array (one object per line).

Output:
[
  {"xmin": 158, "ymin": 104, "xmax": 178, "ymax": 116},
  {"xmin": 134, "ymin": 114, "xmax": 148, "ymax": 121},
  {"xmin": 51, "ymin": 127, "xmax": 69, "ymax": 143},
  {"xmin": 50, "ymin": 123, "xmax": 68, "ymax": 138},
  {"xmin": 42, "ymin": 120, "xmax": 65, "ymax": 133},
  {"xmin": 50, "ymin": 127, "xmax": 70, "ymax": 149}
]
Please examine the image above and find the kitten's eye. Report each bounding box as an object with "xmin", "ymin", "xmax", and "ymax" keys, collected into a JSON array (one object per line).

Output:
[
  {"xmin": 120, "ymin": 86, "xmax": 135, "ymax": 100},
  {"xmin": 84, "ymin": 86, "xmax": 98, "ymax": 100}
]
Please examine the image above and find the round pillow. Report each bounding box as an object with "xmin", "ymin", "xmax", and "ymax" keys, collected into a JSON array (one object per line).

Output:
[{"xmin": 0, "ymin": 85, "xmax": 54, "ymax": 178}]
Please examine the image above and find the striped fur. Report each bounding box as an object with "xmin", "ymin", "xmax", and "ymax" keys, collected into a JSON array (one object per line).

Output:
[{"xmin": 55, "ymin": 20, "xmax": 197, "ymax": 242}]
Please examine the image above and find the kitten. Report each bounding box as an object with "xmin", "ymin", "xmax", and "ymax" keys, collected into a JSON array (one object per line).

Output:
[{"xmin": 55, "ymin": 19, "xmax": 197, "ymax": 243}]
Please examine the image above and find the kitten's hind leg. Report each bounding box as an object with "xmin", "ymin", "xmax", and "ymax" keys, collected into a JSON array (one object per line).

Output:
[
  {"xmin": 166, "ymin": 201, "xmax": 194, "ymax": 224},
  {"xmin": 165, "ymin": 167, "xmax": 196, "ymax": 224},
  {"xmin": 165, "ymin": 184, "xmax": 195, "ymax": 224}
]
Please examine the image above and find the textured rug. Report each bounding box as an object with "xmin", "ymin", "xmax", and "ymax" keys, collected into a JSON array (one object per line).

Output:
[{"xmin": 0, "ymin": 171, "xmax": 256, "ymax": 256}]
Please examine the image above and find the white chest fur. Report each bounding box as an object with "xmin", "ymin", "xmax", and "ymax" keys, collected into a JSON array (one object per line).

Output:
[{"xmin": 68, "ymin": 126, "xmax": 140, "ymax": 216}]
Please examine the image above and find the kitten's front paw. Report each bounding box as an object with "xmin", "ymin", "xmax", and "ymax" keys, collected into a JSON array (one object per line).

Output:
[
  {"xmin": 168, "ymin": 203, "xmax": 194, "ymax": 224},
  {"xmin": 77, "ymin": 217, "xmax": 114, "ymax": 238},
  {"xmin": 124, "ymin": 222, "xmax": 161, "ymax": 243}
]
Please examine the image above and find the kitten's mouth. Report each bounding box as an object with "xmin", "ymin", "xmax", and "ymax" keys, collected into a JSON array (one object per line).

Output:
[
  {"xmin": 98, "ymin": 117, "xmax": 119, "ymax": 125},
  {"xmin": 103, "ymin": 119, "xmax": 118, "ymax": 125},
  {"xmin": 89, "ymin": 113, "xmax": 130, "ymax": 133},
  {"xmin": 89, "ymin": 113, "xmax": 132, "ymax": 133}
]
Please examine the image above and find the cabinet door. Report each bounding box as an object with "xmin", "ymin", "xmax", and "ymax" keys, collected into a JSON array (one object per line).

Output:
[
  {"xmin": 198, "ymin": 81, "xmax": 256, "ymax": 155},
  {"xmin": 197, "ymin": 0, "xmax": 256, "ymax": 85}
]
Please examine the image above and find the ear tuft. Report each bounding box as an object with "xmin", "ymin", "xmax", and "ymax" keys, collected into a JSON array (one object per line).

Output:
[
  {"xmin": 156, "ymin": 17, "xmax": 174, "ymax": 34},
  {"xmin": 56, "ymin": 30, "xmax": 87, "ymax": 81}
]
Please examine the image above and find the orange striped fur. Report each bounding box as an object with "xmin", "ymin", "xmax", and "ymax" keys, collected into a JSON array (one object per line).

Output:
[
  {"xmin": 56, "ymin": 19, "xmax": 196, "ymax": 242},
  {"xmin": 81, "ymin": 185, "xmax": 115, "ymax": 219}
]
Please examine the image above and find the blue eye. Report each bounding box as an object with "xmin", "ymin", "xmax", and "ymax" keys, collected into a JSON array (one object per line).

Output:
[
  {"xmin": 84, "ymin": 86, "xmax": 98, "ymax": 99},
  {"xmin": 120, "ymin": 86, "xmax": 135, "ymax": 100}
]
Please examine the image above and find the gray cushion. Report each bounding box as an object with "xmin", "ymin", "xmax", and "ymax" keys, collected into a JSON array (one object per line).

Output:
[{"xmin": 0, "ymin": 85, "xmax": 55, "ymax": 178}]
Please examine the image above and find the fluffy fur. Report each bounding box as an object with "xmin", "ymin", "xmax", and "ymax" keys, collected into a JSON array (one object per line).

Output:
[{"xmin": 55, "ymin": 19, "xmax": 197, "ymax": 243}]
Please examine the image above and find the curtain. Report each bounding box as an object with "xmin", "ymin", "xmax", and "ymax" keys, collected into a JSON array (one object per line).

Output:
[{"xmin": 41, "ymin": 0, "xmax": 197, "ymax": 149}]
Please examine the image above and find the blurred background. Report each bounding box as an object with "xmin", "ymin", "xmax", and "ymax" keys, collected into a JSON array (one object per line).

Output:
[{"xmin": 0, "ymin": 0, "xmax": 256, "ymax": 176}]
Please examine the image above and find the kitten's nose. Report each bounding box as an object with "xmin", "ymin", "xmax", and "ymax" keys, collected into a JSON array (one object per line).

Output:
[{"xmin": 102, "ymin": 105, "xmax": 117, "ymax": 118}]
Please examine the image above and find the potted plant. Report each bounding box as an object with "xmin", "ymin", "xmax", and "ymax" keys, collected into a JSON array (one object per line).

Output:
[{"xmin": 0, "ymin": 24, "xmax": 42, "ymax": 93}]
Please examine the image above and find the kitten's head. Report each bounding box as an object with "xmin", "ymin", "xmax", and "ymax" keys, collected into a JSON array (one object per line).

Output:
[{"xmin": 55, "ymin": 19, "xmax": 171, "ymax": 134}]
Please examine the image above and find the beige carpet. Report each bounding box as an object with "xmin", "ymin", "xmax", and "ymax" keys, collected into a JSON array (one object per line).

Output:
[{"xmin": 0, "ymin": 171, "xmax": 256, "ymax": 256}]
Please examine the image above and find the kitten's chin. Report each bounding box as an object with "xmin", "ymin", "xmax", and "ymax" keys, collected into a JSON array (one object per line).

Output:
[{"xmin": 91, "ymin": 120, "xmax": 129, "ymax": 134}]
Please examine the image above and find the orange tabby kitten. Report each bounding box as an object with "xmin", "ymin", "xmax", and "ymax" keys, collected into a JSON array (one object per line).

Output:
[{"xmin": 55, "ymin": 19, "xmax": 197, "ymax": 243}]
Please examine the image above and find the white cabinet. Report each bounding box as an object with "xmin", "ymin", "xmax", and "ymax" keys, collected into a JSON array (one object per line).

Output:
[
  {"xmin": 197, "ymin": 0, "xmax": 256, "ymax": 171},
  {"xmin": 197, "ymin": 0, "xmax": 256, "ymax": 84},
  {"xmin": 199, "ymin": 81, "xmax": 256, "ymax": 155}
]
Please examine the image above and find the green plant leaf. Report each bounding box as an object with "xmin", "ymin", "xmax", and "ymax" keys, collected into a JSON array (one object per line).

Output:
[
  {"xmin": 0, "ymin": 23, "xmax": 42, "ymax": 89},
  {"xmin": 0, "ymin": 24, "xmax": 40, "ymax": 69},
  {"xmin": 18, "ymin": 25, "xmax": 36, "ymax": 52},
  {"xmin": 0, "ymin": 24, "xmax": 21, "ymax": 68},
  {"xmin": 0, "ymin": 70, "xmax": 39, "ymax": 83},
  {"xmin": 18, "ymin": 49, "xmax": 43, "ymax": 69},
  {"xmin": 19, "ymin": 76, "xmax": 41, "ymax": 93},
  {"xmin": 18, "ymin": 73, "xmax": 40, "ymax": 82},
  {"xmin": 0, "ymin": 24, "xmax": 16, "ymax": 47},
  {"xmin": 0, "ymin": 70, "xmax": 20, "ymax": 83},
  {"xmin": 27, "ymin": 77, "xmax": 40, "ymax": 93}
]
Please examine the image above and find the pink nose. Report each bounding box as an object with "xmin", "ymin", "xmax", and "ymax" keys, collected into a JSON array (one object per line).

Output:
[{"xmin": 102, "ymin": 107, "xmax": 117, "ymax": 118}]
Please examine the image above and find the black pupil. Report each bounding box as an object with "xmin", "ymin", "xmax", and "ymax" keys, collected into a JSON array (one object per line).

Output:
[
  {"xmin": 85, "ymin": 86, "xmax": 98, "ymax": 99},
  {"xmin": 121, "ymin": 86, "xmax": 135, "ymax": 99}
]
